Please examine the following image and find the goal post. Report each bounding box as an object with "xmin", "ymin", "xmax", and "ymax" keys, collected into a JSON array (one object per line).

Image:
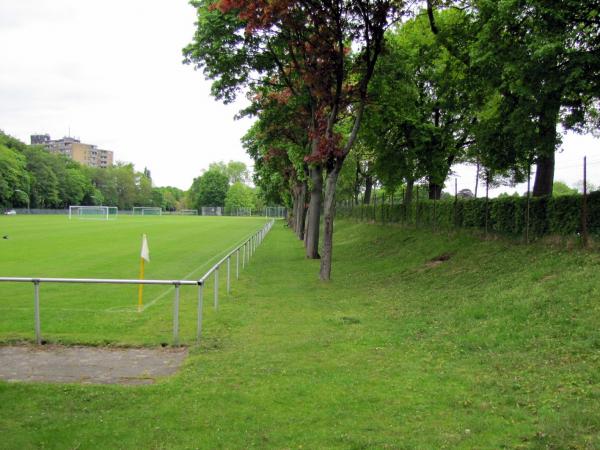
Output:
[
  {"xmin": 132, "ymin": 207, "xmax": 162, "ymax": 216},
  {"xmin": 201, "ymin": 207, "xmax": 222, "ymax": 216},
  {"xmin": 69, "ymin": 205, "xmax": 118, "ymax": 220},
  {"xmin": 176, "ymin": 209, "xmax": 198, "ymax": 215}
]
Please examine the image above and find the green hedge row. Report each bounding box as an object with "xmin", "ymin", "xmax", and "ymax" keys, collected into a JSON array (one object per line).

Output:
[{"xmin": 337, "ymin": 192, "xmax": 600, "ymax": 238}]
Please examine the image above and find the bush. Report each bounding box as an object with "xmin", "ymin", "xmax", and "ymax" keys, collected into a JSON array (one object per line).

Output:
[{"xmin": 338, "ymin": 193, "xmax": 596, "ymax": 239}]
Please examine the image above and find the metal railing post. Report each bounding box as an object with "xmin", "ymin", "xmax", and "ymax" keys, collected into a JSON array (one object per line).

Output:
[
  {"xmin": 227, "ymin": 256, "xmax": 231, "ymax": 294},
  {"xmin": 173, "ymin": 284, "xmax": 180, "ymax": 346},
  {"xmin": 236, "ymin": 249, "xmax": 239, "ymax": 279},
  {"xmin": 242, "ymin": 243, "xmax": 246, "ymax": 269},
  {"xmin": 214, "ymin": 267, "xmax": 219, "ymax": 310},
  {"xmin": 34, "ymin": 280, "xmax": 41, "ymax": 345},
  {"xmin": 196, "ymin": 283, "xmax": 203, "ymax": 342}
]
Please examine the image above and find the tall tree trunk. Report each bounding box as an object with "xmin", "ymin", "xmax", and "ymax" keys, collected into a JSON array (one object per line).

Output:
[
  {"xmin": 404, "ymin": 179, "xmax": 414, "ymax": 206},
  {"xmin": 305, "ymin": 164, "xmax": 323, "ymax": 259},
  {"xmin": 363, "ymin": 174, "xmax": 373, "ymax": 205},
  {"xmin": 354, "ymin": 159, "xmax": 361, "ymax": 205},
  {"xmin": 320, "ymin": 164, "xmax": 342, "ymax": 280},
  {"xmin": 404, "ymin": 178, "xmax": 414, "ymax": 221},
  {"xmin": 474, "ymin": 158, "xmax": 480, "ymax": 197},
  {"xmin": 532, "ymin": 100, "xmax": 560, "ymax": 197},
  {"xmin": 428, "ymin": 183, "xmax": 442, "ymax": 200},
  {"xmin": 291, "ymin": 181, "xmax": 302, "ymax": 232},
  {"xmin": 532, "ymin": 154, "xmax": 555, "ymax": 197},
  {"xmin": 297, "ymin": 181, "xmax": 308, "ymax": 240}
]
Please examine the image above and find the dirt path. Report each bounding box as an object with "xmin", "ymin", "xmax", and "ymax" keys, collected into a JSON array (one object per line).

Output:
[{"xmin": 0, "ymin": 345, "xmax": 188, "ymax": 385}]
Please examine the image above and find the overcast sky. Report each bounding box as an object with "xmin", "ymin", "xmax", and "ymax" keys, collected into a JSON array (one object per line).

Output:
[
  {"xmin": 1, "ymin": 1, "xmax": 598, "ymax": 194},
  {"xmin": 0, "ymin": 0, "xmax": 254, "ymax": 190}
]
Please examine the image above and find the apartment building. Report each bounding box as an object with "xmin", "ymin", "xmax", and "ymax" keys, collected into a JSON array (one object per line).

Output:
[{"xmin": 30, "ymin": 134, "xmax": 114, "ymax": 169}]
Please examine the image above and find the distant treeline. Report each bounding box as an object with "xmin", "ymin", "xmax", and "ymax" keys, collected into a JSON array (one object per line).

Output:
[{"xmin": 0, "ymin": 131, "xmax": 184, "ymax": 210}]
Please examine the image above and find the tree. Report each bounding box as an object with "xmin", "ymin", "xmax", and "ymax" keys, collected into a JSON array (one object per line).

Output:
[
  {"xmin": 428, "ymin": 0, "xmax": 600, "ymax": 196},
  {"xmin": 185, "ymin": 0, "xmax": 407, "ymax": 280},
  {"xmin": 241, "ymin": 87, "xmax": 311, "ymax": 240},
  {"xmin": 209, "ymin": 161, "xmax": 250, "ymax": 184},
  {"xmin": 553, "ymin": 181, "xmax": 578, "ymax": 196},
  {"xmin": 360, "ymin": 11, "xmax": 474, "ymax": 206},
  {"xmin": 23, "ymin": 146, "xmax": 61, "ymax": 208},
  {"xmin": 136, "ymin": 172, "xmax": 154, "ymax": 206},
  {"xmin": 0, "ymin": 142, "xmax": 29, "ymax": 208},
  {"xmin": 225, "ymin": 181, "xmax": 256, "ymax": 209},
  {"xmin": 191, "ymin": 169, "xmax": 229, "ymax": 208}
]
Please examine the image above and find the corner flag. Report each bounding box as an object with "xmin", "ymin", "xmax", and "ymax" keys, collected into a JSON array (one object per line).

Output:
[
  {"xmin": 138, "ymin": 234, "xmax": 150, "ymax": 312},
  {"xmin": 141, "ymin": 234, "xmax": 150, "ymax": 263}
]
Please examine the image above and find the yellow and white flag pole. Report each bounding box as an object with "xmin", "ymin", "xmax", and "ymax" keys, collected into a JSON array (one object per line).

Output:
[{"xmin": 138, "ymin": 234, "xmax": 150, "ymax": 312}]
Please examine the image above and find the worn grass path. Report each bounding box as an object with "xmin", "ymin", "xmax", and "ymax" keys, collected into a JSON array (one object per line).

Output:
[{"xmin": 1, "ymin": 220, "xmax": 600, "ymax": 448}]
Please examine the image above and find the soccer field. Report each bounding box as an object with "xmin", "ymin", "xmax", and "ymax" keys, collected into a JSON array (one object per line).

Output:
[{"xmin": 0, "ymin": 215, "xmax": 270, "ymax": 345}]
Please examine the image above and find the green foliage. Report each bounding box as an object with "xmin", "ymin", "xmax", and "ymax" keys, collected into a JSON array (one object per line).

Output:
[
  {"xmin": 224, "ymin": 182, "xmax": 255, "ymax": 210},
  {"xmin": 190, "ymin": 169, "xmax": 229, "ymax": 208},
  {"xmin": 553, "ymin": 181, "xmax": 578, "ymax": 197},
  {"xmin": 208, "ymin": 160, "xmax": 250, "ymax": 184},
  {"xmin": 153, "ymin": 186, "xmax": 185, "ymax": 211},
  {"xmin": 361, "ymin": 10, "xmax": 473, "ymax": 195},
  {"xmin": 339, "ymin": 191, "xmax": 599, "ymax": 239},
  {"xmin": 0, "ymin": 141, "xmax": 29, "ymax": 207}
]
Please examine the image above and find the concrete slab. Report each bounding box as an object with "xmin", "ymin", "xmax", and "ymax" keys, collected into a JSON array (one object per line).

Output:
[{"xmin": 0, "ymin": 345, "xmax": 188, "ymax": 385}]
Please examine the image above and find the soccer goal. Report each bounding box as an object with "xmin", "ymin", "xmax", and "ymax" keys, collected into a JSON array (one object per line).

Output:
[
  {"xmin": 132, "ymin": 207, "xmax": 162, "ymax": 216},
  {"xmin": 69, "ymin": 205, "xmax": 118, "ymax": 220},
  {"xmin": 225, "ymin": 207, "xmax": 252, "ymax": 216},
  {"xmin": 201, "ymin": 207, "xmax": 222, "ymax": 216},
  {"xmin": 176, "ymin": 209, "xmax": 198, "ymax": 215}
]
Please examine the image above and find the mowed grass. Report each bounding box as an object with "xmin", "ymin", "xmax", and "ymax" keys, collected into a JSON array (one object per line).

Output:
[
  {"xmin": 0, "ymin": 215, "xmax": 269, "ymax": 345},
  {"xmin": 1, "ymin": 219, "xmax": 600, "ymax": 448}
]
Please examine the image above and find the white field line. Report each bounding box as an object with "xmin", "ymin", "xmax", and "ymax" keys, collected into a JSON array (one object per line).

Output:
[{"xmin": 137, "ymin": 229, "xmax": 264, "ymax": 312}]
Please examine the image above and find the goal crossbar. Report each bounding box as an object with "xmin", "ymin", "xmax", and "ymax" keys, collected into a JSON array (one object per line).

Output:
[
  {"xmin": 69, "ymin": 205, "xmax": 118, "ymax": 220},
  {"xmin": 132, "ymin": 207, "xmax": 162, "ymax": 216}
]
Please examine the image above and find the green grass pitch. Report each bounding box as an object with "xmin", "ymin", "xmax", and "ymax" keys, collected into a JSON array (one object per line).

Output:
[{"xmin": 0, "ymin": 215, "xmax": 269, "ymax": 345}]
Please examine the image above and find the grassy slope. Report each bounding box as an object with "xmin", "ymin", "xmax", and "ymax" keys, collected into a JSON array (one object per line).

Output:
[{"xmin": 1, "ymin": 220, "xmax": 600, "ymax": 448}]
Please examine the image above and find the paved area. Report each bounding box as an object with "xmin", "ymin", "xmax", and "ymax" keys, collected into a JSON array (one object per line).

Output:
[{"xmin": 0, "ymin": 345, "xmax": 188, "ymax": 385}]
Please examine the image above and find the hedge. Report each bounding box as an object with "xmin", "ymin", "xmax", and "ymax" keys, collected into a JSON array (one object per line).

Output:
[{"xmin": 337, "ymin": 192, "xmax": 600, "ymax": 239}]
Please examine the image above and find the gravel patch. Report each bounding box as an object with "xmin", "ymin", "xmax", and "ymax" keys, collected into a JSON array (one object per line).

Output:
[{"xmin": 0, "ymin": 345, "xmax": 188, "ymax": 385}]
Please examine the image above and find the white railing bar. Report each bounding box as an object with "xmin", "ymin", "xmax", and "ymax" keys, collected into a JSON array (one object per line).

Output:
[{"xmin": 0, "ymin": 277, "xmax": 200, "ymax": 286}]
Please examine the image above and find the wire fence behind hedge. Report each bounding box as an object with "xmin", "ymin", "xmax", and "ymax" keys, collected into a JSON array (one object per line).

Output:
[{"xmin": 337, "ymin": 188, "xmax": 598, "ymax": 244}]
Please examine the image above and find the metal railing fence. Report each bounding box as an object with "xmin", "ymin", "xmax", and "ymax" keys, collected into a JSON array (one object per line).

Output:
[{"xmin": 0, "ymin": 220, "xmax": 274, "ymax": 346}]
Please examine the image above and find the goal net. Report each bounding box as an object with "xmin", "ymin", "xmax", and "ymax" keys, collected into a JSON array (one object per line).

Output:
[
  {"xmin": 132, "ymin": 207, "xmax": 162, "ymax": 216},
  {"xmin": 224, "ymin": 207, "xmax": 252, "ymax": 216},
  {"xmin": 69, "ymin": 205, "xmax": 118, "ymax": 220},
  {"xmin": 201, "ymin": 207, "xmax": 222, "ymax": 216}
]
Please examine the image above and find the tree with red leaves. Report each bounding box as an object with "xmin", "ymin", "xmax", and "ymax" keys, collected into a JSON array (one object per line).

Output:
[
  {"xmin": 184, "ymin": 0, "xmax": 407, "ymax": 280},
  {"xmin": 241, "ymin": 82, "xmax": 311, "ymax": 239}
]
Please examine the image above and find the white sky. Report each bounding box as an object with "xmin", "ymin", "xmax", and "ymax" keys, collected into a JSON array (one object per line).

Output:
[
  {"xmin": 1, "ymin": 1, "xmax": 598, "ymax": 195},
  {"xmin": 0, "ymin": 0, "xmax": 253, "ymax": 190},
  {"xmin": 453, "ymin": 132, "xmax": 600, "ymax": 197}
]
